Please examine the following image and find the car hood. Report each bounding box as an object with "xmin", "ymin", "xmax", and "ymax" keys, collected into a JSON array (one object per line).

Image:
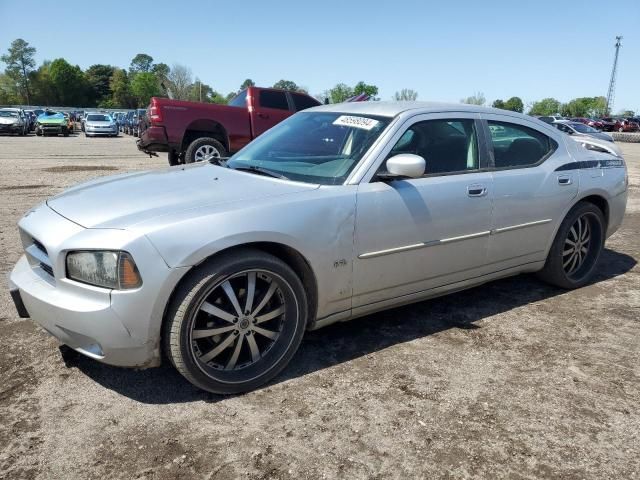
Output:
[
  {"xmin": 46, "ymin": 162, "xmax": 319, "ymax": 229},
  {"xmin": 583, "ymin": 131, "xmax": 613, "ymax": 142},
  {"xmin": 0, "ymin": 117, "xmax": 19, "ymax": 125},
  {"xmin": 38, "ymin": 116, "xmax": 66, "ymax": 125}
]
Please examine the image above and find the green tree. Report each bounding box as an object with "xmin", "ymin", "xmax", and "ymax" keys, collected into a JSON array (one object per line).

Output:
[
  {"xmin": 618, "ymin": 109, "xmax": 635, "ymax": 117},
  {"xmin": 1, "ymin": 38, "xmax": 36, "ymax": 104},
  {"xmin": 353, "ymin": 81, "xmax": 379, "ymax": 99},
  {"xmin": 0, "ymin": 73, "xmax": 19, "ymax": 104},
  {"xmin": 503, "ymin": 96, "xmax": 524, "ymax": 113},
  {"xmin": 166, "ymin": 63, "xmax": 192, "ymax": 100},
  {"xmin": 328, "ymin": 83, "xmax": 354, "ymax": 103},
  {"xmin": 110, "ymin": 68, "xmax": 135, "ymax": 108},
  {"xmin": 561, "ymin": 96, "xmax": 608, "ymax": 118},
  {"xmin": 131, "ymin": 72, "xmax": 161, "ymax": 107},
  {"xmin": 49, "ymin": 58, "xmax": 87, "ymax": 105},
  {"xmin": 273, "ymin": 79, "xmax": 306, "ymax": 92},
  {"xmin": 30, "ymin": 61, "xmax": 56, "ymax": 105},
  {"xmin": 129, "ymin": 53, "xmax": 154, "ymax": 74},
  {"xmin": 394, "ymin": 88, "xmax": 418, "ymax": 101},
  {"xmin": 461, "ymin": 92, "xmax": 486, "ymax": 106},
  {"xmin": 528, "ymin": 97, "xmax": 562, "ymax": 116},
  {"xmin": 85, "ymin": 64, "xmax": 116, "ymax": 107},
  {"xmin": 240, "ymin": 78, "xmax": 255, "ymax": 90},
  {"xmin": 492, "ymin": 99, "xmax": 505, "ymax": 109}
]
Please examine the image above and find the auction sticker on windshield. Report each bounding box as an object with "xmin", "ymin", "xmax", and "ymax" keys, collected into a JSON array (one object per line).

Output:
[{"xmin": 333, "ymin": 115, "xmax": 380, "ymax": 130}]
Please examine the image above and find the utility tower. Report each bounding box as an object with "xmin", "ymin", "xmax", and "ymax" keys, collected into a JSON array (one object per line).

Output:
[{"xmin": 605, "ymin": 36, "xmax": 622, "ymax": 115}]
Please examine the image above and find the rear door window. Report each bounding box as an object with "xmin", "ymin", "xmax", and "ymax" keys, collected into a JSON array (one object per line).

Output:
[
  {"xmin": 259, "ymin": 90, "xmax": 289, "ymax": 110},
  {"xmin": 487, "ymin": 121, "xmax": 557, "ymax": 169}
]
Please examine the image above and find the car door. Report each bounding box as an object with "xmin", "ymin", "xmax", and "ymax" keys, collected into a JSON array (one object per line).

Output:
[
  {"xmin": 251, "ymin": 89, "xmax": 293, "ymax": 137},
  {"xmin": 482, "ymin": 114, "xmax": 578, "ymax": 270},
  {"xmin": 352, "ymin": 113, "xmax": 494, "ymax": 308}
]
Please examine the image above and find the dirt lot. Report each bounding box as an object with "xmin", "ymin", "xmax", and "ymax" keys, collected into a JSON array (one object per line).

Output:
[{"xmin": 0, "ymin": 130, "xmax": 638, "ymax": 480}]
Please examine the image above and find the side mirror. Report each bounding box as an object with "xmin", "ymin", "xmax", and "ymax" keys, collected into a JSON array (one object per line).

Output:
[{"xmin": 381, "ymin": 154, "xmax": 425, "ymax": 180}]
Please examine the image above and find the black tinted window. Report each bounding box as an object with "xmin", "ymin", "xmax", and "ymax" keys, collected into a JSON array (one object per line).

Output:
[
  {"xmin": 228, "ymin": 90, "xmax": 247, "ymax": 108},
  {"xmin": 488, "ymin": 121, "xmax": 556, "ymax": 168},
  {"xmin": 388, "ymin": 119, "xmax": 479, "ymax": 175},
  {"xmin": 259, "ymin": 90, "xmax": 289, "ymax": 110},
  {"xmin": 291, "ymin": 93, "xmax": 320, "ymax": 111}
]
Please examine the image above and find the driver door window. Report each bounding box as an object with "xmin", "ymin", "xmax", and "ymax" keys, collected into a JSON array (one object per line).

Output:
[{"xmin": 387, "ymin": 119, "xmax": 479, "ymax": 175}]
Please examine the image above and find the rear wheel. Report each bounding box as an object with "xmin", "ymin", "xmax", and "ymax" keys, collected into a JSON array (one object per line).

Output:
[
  {"xmin": 164, "ymin": 249, "xmax": 307, "ymax": 394},
  {"xmin": 184, "ymin": 137, "xmax": 227, "ymax": 164},
  {"xmin": 537, "ymin": 202, "xmax": 605, "ymax": 289}
]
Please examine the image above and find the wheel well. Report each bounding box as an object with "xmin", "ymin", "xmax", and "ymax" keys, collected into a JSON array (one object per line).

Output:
[
  {"xmin": 163, "ymin": 242, "xmax": 318, "ymax": 332},
  {"xmin": 580, "ymin": 195, "xmax": 609, "ymax": 228},
  {"xmin": 181, "ymin": 119, "xmax": 228, "ymax": 153}
]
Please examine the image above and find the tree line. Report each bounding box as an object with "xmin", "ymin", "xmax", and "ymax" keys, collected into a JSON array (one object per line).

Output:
[
  {"xmin": 0, "ymin": 39, "xmax": 420, "ymax": 108},
  {"xmin": 2, "ymin": 39, "xmax": 632, "ymax": 117}
]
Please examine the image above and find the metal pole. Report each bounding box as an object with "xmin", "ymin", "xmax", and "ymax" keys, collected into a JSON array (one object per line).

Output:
[{"xmin": 605, "ymin": 36, "xmax": 622, "ymax": 116}]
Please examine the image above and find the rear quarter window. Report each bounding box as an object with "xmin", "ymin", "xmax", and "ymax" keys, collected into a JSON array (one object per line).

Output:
[{"xmin": 488, "ymin": 121, "xmax": 557, "ymax": 169}]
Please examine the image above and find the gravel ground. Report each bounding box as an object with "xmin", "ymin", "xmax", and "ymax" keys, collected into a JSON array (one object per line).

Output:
[{"xmin": 0, "ymin": 130, "xmax": 638, "ymax": 480}]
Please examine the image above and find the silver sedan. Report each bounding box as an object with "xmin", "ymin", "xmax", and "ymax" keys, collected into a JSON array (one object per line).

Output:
[
  {"xmin": 9, "ymin": 102, "xmax": 628, "ymax": 394},
  {"xmin": 84, "ymin": 113, "xmax": 118, "ymax": 137}
]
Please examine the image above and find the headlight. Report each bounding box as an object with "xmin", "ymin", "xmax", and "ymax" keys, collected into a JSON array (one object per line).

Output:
[
  {"xmin": 66, "ymin": 251, "xmax": 142, "ymax": 289},
  {"xmin": 582, "ymin": 142, "xmax": 613, "ymax": 155}
]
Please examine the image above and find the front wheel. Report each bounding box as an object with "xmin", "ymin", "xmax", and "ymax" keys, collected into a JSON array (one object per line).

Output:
[
  {"xmin": 537, "ymin": 202, "xmax": 605, "ymax": 289},
  {"xmin": 164, "ymin": 249, "xmax": 308, "ymax": 394},
  {"xmin": 184, "ymin": 137, "xmax": 227, "ymax": 163}
]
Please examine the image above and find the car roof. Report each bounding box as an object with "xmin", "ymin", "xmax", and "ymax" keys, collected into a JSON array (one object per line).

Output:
[{"xmin": 308, "ymin": 101, "xmax": 523, "ymax": 118}]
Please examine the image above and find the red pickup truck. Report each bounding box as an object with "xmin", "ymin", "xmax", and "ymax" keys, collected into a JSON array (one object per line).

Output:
[{"xmin": 137, "ymin": 86, "xmax": 321, "ymax": 165}]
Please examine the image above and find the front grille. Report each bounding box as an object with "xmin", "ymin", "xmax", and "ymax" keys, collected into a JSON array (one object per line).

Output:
[
  {"xmin": 40, "ymin": 262, "xmax": 54, "ymax": 277},
  {"xmin": 23, "ymin": 235, "xmax": 54, "ymax": 280},
  {"xmin": 33, "ymin": 238, "xmax": 47, "ymax": 255}
]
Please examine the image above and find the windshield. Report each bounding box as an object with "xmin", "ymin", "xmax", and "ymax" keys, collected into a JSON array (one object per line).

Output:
[
  {"xmin": 87, "ymin": 114, "xmax": 110, "ymax": 121},
  {"xmin": 227, "ymin": 112, "xmax": 392, "ymax": 185},
  {"xmin": 571, "ymin": 123, "xmax": 598, "ymax": 133},
  {"xmin": 0, "ymin": 111, "xmax": 18, "ymax": 117}
]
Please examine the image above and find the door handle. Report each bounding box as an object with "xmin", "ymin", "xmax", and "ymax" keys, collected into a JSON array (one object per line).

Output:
[
  {"xmin": 467, "ymin": 184, "xmax": 487, "ymax": 197},
  {"xmin": 557, "ymin": 175, "xmax": 573, "ymax": 185},
  {"xmin": 258, "ymin": 113, "xmax": 269, "ymax": 119}
]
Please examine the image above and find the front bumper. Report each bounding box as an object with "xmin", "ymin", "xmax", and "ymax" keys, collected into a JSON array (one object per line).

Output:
[
  {"xmin": 38, "ymin": 124, "xmax": 66, "ymax": 134},
  {"xmin": 0, "ymin": 123, "xmax": 22, "ymax": 133},
  {"xmin": 8, "ymin": 203, "xmax": 189, "ymax": 368},
  {"xmin": 86, "ymin": 127, "xmax": 118, "ymax": 136}
]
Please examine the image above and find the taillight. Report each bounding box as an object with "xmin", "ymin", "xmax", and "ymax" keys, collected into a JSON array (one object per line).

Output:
[{"xmin": 149, "ymin": 99, "xmax": 162, "ymax": 124}]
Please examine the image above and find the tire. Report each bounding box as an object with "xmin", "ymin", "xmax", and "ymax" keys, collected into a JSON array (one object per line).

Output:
[
  {"xmin": 163, "ymin": 249, "xmax": 308, "ymax": 394},
  {"xmin": 537, "ymin": 202, "xmax": 605, "ymax": 289},
  {"xmin": 168, "ymin": 150, "xmax": 181, "ymax": 166},
  {"xmin": 184, "ymin": 137, "xmax": 227, "ymax": 164}
]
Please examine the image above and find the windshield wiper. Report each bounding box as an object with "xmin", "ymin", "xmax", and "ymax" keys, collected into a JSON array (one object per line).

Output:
[{"xmin": 231, "ymin": 166, "xmax": 289, "ymax": 180}]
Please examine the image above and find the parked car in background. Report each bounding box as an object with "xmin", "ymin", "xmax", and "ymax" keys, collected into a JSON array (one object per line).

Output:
[
  {"xmin": 122, "ymin": 111, "xmax": 135, "ymax": 135},
  {"xmin": 570, "ymin": 117, "xmax": 604, "ymax": 130},
  {"xmin": 36, "ymin": 111, "xmax": 71, "ymax": 137},
  {"xmin": 552, "ymin": 121, "xmax": 614, "ymax": 142},
  {"xmin": 599, "ymin": 118, "xmax": 617, "ymax": 132},
  {"xmin": 131, "ymin": 109, "xmax": 147, "ymax": 137},
  {"xmin": 615, "ymin": 118, "xmax": 640, "ymax": 133},
  {"xmin": 84, "ymin": 113, "xmax": 118, "ymax": 137},
  {"xmin": 24, "ymin": 110, "xmax": 37, "ymax": 131},
  {"xmin": 537, "ymin": 115, "xmax": 568, "ymax": 124},
  {"xmin": 63, "ymin": 113, "xmax": 74, "ymax": 133},
  {"xmin": 138, "ymin": 86, "xmax": 322, "ymax": 165},
  {"xmin": 0, "ymin": 108, "xmax": 28, "ymax": 135},
  {"xmin": 9, "ymin": 102, "xmax": 628, "ymax": 394}
]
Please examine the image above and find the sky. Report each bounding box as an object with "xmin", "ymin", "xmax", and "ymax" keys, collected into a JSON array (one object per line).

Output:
[{"xmin": 1, "ymin": 0, "xmax": 639, "ymax": 112}]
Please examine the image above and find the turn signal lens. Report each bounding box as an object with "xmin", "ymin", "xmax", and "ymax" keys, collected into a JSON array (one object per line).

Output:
[{"xmin": 119, "ymin": 253, "xmax": 142, "ymax": 289}]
